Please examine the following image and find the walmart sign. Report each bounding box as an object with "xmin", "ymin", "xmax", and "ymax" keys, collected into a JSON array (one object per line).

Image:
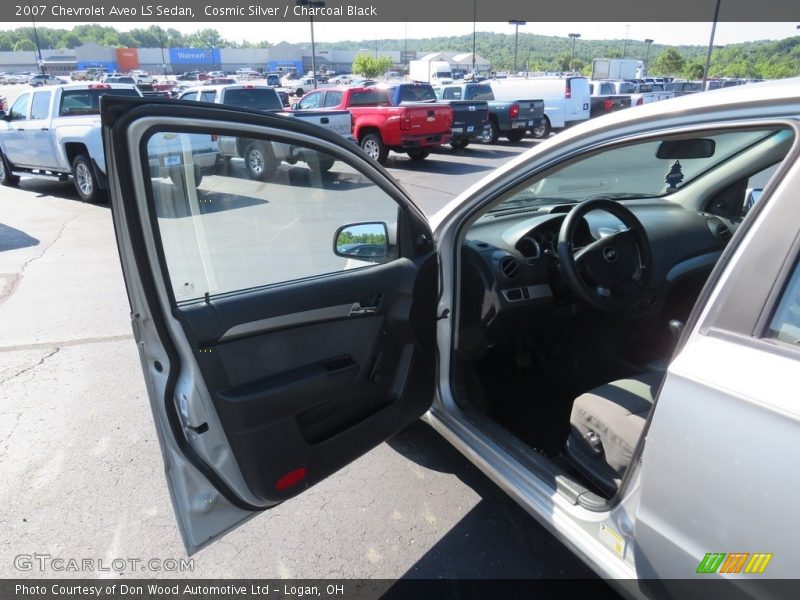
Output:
[{"xmin": 168, "ymin": 48, "xmax": 221, "ymax": 65}]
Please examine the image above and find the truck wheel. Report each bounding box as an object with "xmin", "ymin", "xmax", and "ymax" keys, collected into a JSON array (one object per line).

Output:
[
  {"xmin": 243, "ymin": 141, "xmax": 278, "ymax": 181},
  {"xmin": 450, "ymin": 140, "xmax": 469, "ymax": 152},
  {"xmin": 407, "ymin": 149, "xmax": 430, "ymax": 161},
  {"xmin": 481, "ymin": 120, "xmax": 499, "ymax": 144},
  {"xmin": 317, "ymin": 156, "xmax": 335, "ymax": 172},
  {"xmin": 505, "ymin": 130, "xmax": 526, "ymax": 143},
  {"xmin": 295, "ymin": 88, "xmax": 304, "ymax": 98},
  {"xmin": 0, "ymin": 151, "xmax": 19, "ymax": 186},
  {"xmin": 72, "ymin": 154, "xmax": 106, "ymax": 203},
  {"xmin": 360, "ymin": 133, "xmax": 388, "ymax": 164},
  {"xmin": 530, "ymin": 117, "xmax": 551, "ymax": 139},
  {"xmin": 170, "ymin": 167, "xmax": 203, "ymax": 188}
]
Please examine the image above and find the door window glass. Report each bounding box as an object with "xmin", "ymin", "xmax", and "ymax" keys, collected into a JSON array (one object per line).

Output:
[
  {"xmin": 9, "ymin": 94, "xmax": 30, "ymax": 120},
  {"xmin": 30, "ymin": 91, "xmax": 52, "ymax": 120},
  {"xmin": 298, "ymin": 92, "xmax": 322, "ymax": 109},
  {"xmin": 766, "ymin": 260, "xmax": 800, "ymax": 346},
  {"xmin": 323, "ymin": 91, "xmax": 343, "ymax": 107},
  {"xmin": 143, "ymin": 128, "xmax": 400, "ymax": 303}
]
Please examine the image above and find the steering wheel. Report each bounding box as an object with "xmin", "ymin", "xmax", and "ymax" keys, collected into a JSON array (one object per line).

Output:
[{"xmin": 557, "ymin": 198, "xmax": 652, "ymax": 312}]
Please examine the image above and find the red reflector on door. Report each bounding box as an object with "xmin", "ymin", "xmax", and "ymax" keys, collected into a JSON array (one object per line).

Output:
[{"xmin": 276, "ymin": 467, "xmax": 307, "ymax": 491}]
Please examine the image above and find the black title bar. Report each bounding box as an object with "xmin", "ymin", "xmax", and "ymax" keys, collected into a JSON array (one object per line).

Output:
[{"xmin": 2, "ymin": 0, "xmax": 798, "ymax": 22}]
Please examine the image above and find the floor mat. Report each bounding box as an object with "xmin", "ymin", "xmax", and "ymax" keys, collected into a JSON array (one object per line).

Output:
[{"xmin": 470, "ymin": 349, "xmax": 642, "ymax": 457}]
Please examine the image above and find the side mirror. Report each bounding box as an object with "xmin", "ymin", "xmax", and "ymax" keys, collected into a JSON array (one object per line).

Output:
[
  {"xmin": 334, "ymin": 222, "xmax": 388, "ymax": 262},
  {"xmin": 742, "ymin": 188, "xmax": 762, "ymax": 217},
  {"xmin": 0, "ymin": 110, "xmax": 6, "ymax": 120},
  {"xmin": 291, "ymin": 102, "xmax": 299, "ymax": 110}
]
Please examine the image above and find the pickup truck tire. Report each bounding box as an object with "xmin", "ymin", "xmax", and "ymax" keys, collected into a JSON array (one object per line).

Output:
[
  {"xmin": 360, "ymin": 133, "xmax": 388, "ymax": 165},
  {"xmin": 170, "ymin": 167, "xmax": 203, "ymax": 189},
  {"xmin": 530, "ymin": 117, "xmax": 551, "ymax": 139},
  {"xmin": 243, "ymin": 141, "xmax": 279, "ymax": 182},
  {"xmin": 407, "ymin": 150, "xmax": 430, "ymax": 161},
  {"xmin": 505, "ymin": 130, "xmax": 526, "ymax": 143},
  {"xmin": 72, "ymin": 154, "xmax": 106, "ymax": 203},
  {"xmin": 0, "ymin": 151, "xmax": 20, "ymax": 187},
  {"xmin": 450, "ymin": 140, "xmax": 469, "ymax": 152},
  {"xmin": 294, "ymin": 88, "xmax": 304, "ymax": 98},
  {"xmin": 482, "ymin": 120, "xmax": 500, "ymax": 144}
]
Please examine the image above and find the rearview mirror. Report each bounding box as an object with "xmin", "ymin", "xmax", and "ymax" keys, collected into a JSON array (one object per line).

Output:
[
  {"xmin": 334, "ymin": 222, "xmax": 388, "ymax": 262},
  {"xmin": 656, "ymin": 139, "xmax": 716, "ymax": 159}
]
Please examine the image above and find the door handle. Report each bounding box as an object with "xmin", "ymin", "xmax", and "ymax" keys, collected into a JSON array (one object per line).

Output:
[
  {"xmin": 16, "ymin": 128, "xmax": 24, "ymax": 132},
  {"xmin": 40, "ymin": 128, "xmax": 49, "ymax": 132},
  {"xmin": 349, "ymin": 293, "xmax": 383, "ymax": 316}
]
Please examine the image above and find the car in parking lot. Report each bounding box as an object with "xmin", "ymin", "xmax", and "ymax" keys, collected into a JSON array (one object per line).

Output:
[
  {"xmin": 28, "ymin": 74, "xmax": 66, "ymax": 87},
  {"xmin": 102, "ymin": 78, "xmax": 800, "ymax": 593}
]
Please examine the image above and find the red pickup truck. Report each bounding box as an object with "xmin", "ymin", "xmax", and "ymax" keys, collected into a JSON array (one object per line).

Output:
[{"xmin": 293, "ymin": 86, "xmax": 452, "ymax": 164}]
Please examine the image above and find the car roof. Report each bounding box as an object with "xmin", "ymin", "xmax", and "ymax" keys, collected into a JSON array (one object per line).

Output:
[
  {"xmin": 30, "ymin": 83, "xmax": 139, "ymax": 91},
  {"xmin": 181, "ymin": 84, "xmax": 274, "ymax": 93}
]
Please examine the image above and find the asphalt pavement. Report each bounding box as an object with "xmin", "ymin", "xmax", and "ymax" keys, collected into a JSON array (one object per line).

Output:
[{"xmin": 0, "ymin": 105, "xmax": 606, "ymax": 584}]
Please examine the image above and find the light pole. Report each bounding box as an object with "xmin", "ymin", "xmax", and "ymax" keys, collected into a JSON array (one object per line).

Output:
[
  {"xmin": 28, "ymin": 0, "xmax": 45, "ymax": 74},
  {"xmin": 472, "ymin": 0, "xmax": 477, "ymax": 76},
  {"xmin": 622, "ymin": 24, "xmax": 630, "ymax": 59},
  {"xmin": 702, "ymin": 0, "xmax": 722, "ymax": 89},
  {"xmin": 644, "ymin": 39, "xmax": 653, "ymax": 76},
  {"xmin": 157, "ymin": 27, "xmax": 167, "ymax": 76},
  {"xmin": 568, "ymin": 33, "xmax": 581, "ymax": 72},
  {"xmin": 508, "ymin": 20, "xmax": 526, "ymax": 74},
  {"xmin": 296, "ymin": 0, "xmax": 324, "ymax": 88}
]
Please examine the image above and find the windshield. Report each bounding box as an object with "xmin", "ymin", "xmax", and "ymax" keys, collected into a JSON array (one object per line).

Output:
[
  {"xmin": 222, "ymin": 88, "xmax": 282, "ymax": 111},
  {"xmin": 398, "ymin": 85, "xmax": 437, "ymax": 102},
  {"xmin": 464, "ymin": 85, "xmax": 494, "ymax": 101},
  {"xmin": 489, "ymin": 129, "xmax": 788, "ymax": 212},
  {"xmin": 58, "ymin": 88, "xmax": 140, "ymax": 116}
]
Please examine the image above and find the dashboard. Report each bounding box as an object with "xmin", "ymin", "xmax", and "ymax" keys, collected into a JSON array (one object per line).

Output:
[{"xmin": 457, "ymin": 201, "xmax": 735, "ymax": 356}]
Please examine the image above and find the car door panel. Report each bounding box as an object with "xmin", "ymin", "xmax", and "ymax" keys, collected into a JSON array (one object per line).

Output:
[
  {"xmin": 174, "ymin": 256, "xmax": 436, "ymax": 504},
  {"xmin": 102, "ymin": 96, "xmax": 437, "ymax": 552}
]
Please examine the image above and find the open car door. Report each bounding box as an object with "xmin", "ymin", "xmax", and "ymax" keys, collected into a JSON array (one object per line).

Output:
[{"xmin": 100, "ymin": 96, "xmax": 438, "ymax": 554}]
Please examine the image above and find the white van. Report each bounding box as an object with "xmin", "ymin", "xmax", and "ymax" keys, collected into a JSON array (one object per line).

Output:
[{"xmin": 488, "ymin": 76, "xmax": 590, "ymax": 137}]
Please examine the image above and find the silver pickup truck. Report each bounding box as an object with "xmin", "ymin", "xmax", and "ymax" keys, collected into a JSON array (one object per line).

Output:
[
  {"xmin": 0, "ymin": 83, "xmax": 144, "ymax": 202},
  {"xmin": 177, "ymin": 84, "xmax": 352, "ymax": 180}
]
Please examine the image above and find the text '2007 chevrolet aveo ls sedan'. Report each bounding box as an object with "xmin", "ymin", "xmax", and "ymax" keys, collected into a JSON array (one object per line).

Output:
[{"xmin": 99, "ymin": 78, "xmax": 800, "ymax": 598}]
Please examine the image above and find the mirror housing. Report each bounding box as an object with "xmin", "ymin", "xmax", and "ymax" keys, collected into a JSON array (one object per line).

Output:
[
  {"xmin": 742, "ymin": 187, "xmax": 763, "ymax": 217},
  {"xmin": 656, "ymin": 138, "xmax": 716, "ymax": 159},
  {"xmin": 290, "ymin": 102, "xmax": 299, "ymax": 110},
  {"xmin": 333, "ymin": 222, "xmax": 388, "ymax": 263}
]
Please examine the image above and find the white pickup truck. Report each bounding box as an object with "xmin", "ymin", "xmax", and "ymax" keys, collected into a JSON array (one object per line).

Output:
[
  {"xmin": 0, "ymin": 83, "xmax": 220, "ymax": 202},
  {"xmin": 0, "ymin": 83, "xmax": 142, "ymax": 202},
  {"xmin": 177, "ymin": 84, "xmax": 353, "ymax": 180},
  {"xmin": 599, "ymin": 79, "xmax": 675, "ymax": 107}
]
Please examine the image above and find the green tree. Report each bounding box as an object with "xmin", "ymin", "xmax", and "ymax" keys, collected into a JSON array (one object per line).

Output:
[
  {"xmin": 13, "ymin": 39, "xmax": 35, "ymax": 52},
  {"xmin": 651, "ymin": 48, "xmax": 686, "ymax": 76},
  {"xmin": 683, "ymin": 61, "xmax": 705, "ymax": 79},
  {"xmin": 352, "ymin": 54, "xmax": 393, "ymax": 78}
]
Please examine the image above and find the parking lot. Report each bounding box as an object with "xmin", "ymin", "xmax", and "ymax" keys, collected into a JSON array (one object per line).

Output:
[{"xmin": 0, "ymin": 86, "xmax": 611, "ymax": 582}]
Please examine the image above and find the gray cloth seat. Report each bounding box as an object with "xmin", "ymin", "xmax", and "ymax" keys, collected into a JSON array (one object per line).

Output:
[{"xmin": 566, "ymin": 372, "xmax": 662, "ymax": 496}]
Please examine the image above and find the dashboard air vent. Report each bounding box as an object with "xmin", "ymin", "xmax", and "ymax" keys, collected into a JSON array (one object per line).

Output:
[
  {"xmin": 498, "ymin": 256, "xmax": 520, "ymax": 280},
  {"xmin": 717, "ymin": 224, "xmax": 732, "ymax": 243}
]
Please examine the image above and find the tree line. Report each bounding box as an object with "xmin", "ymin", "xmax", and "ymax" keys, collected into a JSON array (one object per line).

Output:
[{"xmin": 1, "ymin": 25, "xmax": 797, "ymax": 80}]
